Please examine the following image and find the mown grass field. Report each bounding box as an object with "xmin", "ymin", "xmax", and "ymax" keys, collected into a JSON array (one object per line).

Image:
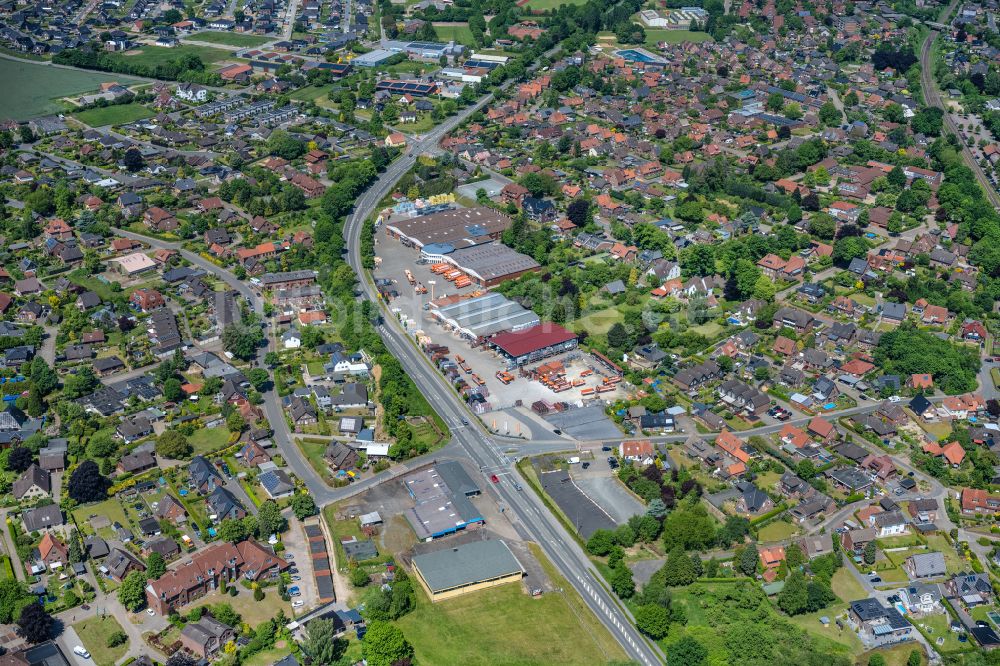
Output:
[
  {"xmin": 189, "ymin": 31, "xmax": 272, "ymax": 47},
  {"xmin": 72, "ymin": 103, "xmax": 153, "ymax": 126},
  {"xmin": 113, "ymin": 44, "xmax": 233, "ymax": 68},
  {"xmin": 432, "ymin": 23, "xmax": 476, "ymax": 45},
  {"xmin": 396, "ymin": 543, "xmax": 627, "ymax": 665},
  {"xmin": 523, "ymin": 0, "xmax": 589, "ymax": 9},
  {"xmin": 757, "ymin": 519, "xmax": 800, "ymax": 542},
  {"xmin": 73, "ymin": 616, "xmax": 129, "ymax": 666},
  {"xmin": 187, "ymin": 426, "xmax": 231, "ymax": 456},
  {"xmin": 641, "ymin": 29, "xmax": 713, "ymax": 45},
  {"xmin": 0, "ymin": 59, "xmax": 142, "ymax": 120}
]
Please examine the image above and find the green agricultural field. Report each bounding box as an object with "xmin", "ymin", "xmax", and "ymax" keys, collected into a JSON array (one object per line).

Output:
[
  {"xmin": 188, "ymin": 31, "xmax": 272, "ymax": 47},
  {"xmin": 111, "ymin": 44, "xmax": 233, "ymax": 68},
  {"xmin": 72, "ymin": 103, "xmax": 153, "ymax": 127},
  {"xmin": 397, "ymin": 544, "xmax": 627, "ymax": 665},
  {"xmin": 73, "ymin": 616, "xmax": 129, "ymax": 666},
  {"xmin": 432, "ymin": 23, "xmax": 476, "ymax": 45},
  {"xmin": 0, "ymin": 59, "xmax": 142, "ymax": 120}
]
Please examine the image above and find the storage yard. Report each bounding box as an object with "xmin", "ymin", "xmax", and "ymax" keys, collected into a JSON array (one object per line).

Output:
[{"xmin": 373, "ymin": 211, "xmax": 630, "ymax": 415}]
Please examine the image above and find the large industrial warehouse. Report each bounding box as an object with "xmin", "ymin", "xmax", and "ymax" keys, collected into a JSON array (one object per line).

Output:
[
  {"xmin": 412, "ymin": 539, "xmax": 524, "ymax": 602},
  {"xmin": 440, "ymin": 243, "xmax": 541, "ymax": 287},
  {"xmin": 403, "ymin": 462, "xmax": 484, "ymax": 541},
  {"xmin": 385, "ymin": 206, "xmax": 512, "ymax": 250},
  {"xmin": 431, "ymin": 293, "xmax": 540, "ymax": 339},
  {"xmin": 490, "ymin": 323, "xmax": 579, "ymax": 367}
]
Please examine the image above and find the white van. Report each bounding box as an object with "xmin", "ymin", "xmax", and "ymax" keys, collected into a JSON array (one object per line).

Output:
[{"xmin": 73, "ymin": 646, "xmax": 91, "ymax": 659}]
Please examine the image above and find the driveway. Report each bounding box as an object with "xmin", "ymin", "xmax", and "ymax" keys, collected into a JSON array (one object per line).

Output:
[{"xmin": 282, "ymin": 517, "xmax": 319, "ymax": 612}]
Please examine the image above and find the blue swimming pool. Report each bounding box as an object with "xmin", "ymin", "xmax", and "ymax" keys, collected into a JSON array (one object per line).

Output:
[
  {"xmin": 823, "ymin": 402, "xmax": 837, "ymax": 410},
  {"xmin": 616, "ymin": 48, "xmax": 658, "ymax": 63}
]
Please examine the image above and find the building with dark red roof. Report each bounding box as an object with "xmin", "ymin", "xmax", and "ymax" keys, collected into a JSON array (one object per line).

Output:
[{"xmin": 489, "ymin": 323, "xmax": 577, "ymax": 366}]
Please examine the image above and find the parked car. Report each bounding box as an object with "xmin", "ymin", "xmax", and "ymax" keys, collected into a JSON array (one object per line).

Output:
[
  {"xmin": 73, "ymin": 646, "xmax": 91, "ymax": 659},
  {"xmin": 292, "ymin": 600, "xmax": 304, "ymax": 608}
]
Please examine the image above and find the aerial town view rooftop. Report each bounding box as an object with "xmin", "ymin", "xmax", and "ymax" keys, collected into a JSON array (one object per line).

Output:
[{"xmin": 2, "ymin": 0, "xmax": 1000, "ymax": 663}]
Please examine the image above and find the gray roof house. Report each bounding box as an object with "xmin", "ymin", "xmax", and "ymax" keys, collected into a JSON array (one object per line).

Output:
[{"xmin": 903, "ymin": 552, "xmax": 946, "ymax": 579}]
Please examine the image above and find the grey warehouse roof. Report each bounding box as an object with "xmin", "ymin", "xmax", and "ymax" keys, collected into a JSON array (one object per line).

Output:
[
  {"xmin": 432, "ymin": 293, "xmax": 539, "ymax": 339},
  {"xmin": 412, "ymin": 539, "xmax": 523, "ymax": 592}
]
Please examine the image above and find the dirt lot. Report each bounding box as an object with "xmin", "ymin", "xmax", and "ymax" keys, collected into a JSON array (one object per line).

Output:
[{"xmin": 372, "ymin": 229, "xmax": 628, "ymax": 412}]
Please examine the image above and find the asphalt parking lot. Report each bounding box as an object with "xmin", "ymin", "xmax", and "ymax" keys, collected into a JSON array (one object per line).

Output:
[
  {"xmin": 373, "ymin": 229, "xmax": 627, "ymax": 411},
  {"xmin": 282, "ymin": 518, "xmax": 318, "ymax": 610},
  {"xmin": 536, "ymin": 466, "xmax": 616, "ymax": 538},
  {"xmin": 545, "ymin": 404, "xmax": 623, "ymax": 440},
  {"xmin": 571, "ymin": 469, "xmax": 645, "ymax": 524}
]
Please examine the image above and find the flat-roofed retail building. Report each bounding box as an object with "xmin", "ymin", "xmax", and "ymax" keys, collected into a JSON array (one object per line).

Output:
[
  {"xmin": 411, "ymin": 539, "xmax": 524, "ymax": 601},
  {"xmin": 442, "ymin": 243, "xmax": 540, "ymax": 287},
  {"xmin": 403, "ymin": 462, "xmax": 483, "ymax": 541},
  {"xmin": 385, "ymin": 207, "xmax": 512, "ymax": 250}
]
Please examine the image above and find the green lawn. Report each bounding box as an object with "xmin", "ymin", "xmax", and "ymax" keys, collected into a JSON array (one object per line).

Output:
[
  {"xmin": 410, "ymin": 418, "xmax": 444, "ymax": 451},
  {"xmin": 432, "ymin": 23, "xmax": 475, "ymax": 45},
  {"xmin": 876, "ymin": 534, "xmax": 925, "ymax": 549},
  {"xmin": 397, "ymin": 544, "xmax": 627, "ymax": 665},
  {"xmin": 914, "ymin": 611, "xmax": 967, "ymax": 653},
  {"xmin": 923, "ymin": 535, "xmax": 965, "ymax": 574},
  {"xmin": 640, "ymin": 29, "xmax": 713, "ymax": 46},
  {"xmin": 392, "ymin": 112, "xmax": 437, "ymax": 133},
  {"xmin": 72, "ymin": 498, "xmax": 128, "ymax": 536},
  {"xmin": 831, "ymin": 567, "xmax": 867, "ymax": 601},
  {"xmin": 323, "ymin": 503, "xmax": 365, "ymax": 572},
  {"xmin": 72, "ymin": 103, "xmax": 153, "ymax": 127},
  {"xmin": 0, "ymin": 555, "xmax": 14, "ymax": 580},
  {"xmin": 188, "ymin": 587, "xmax": 292, "ymax": 626},
  {"xmin": 288, "ymin": 84, "xmax": 334, "ymax": 102},
  {"xmin": 111, "ymin": 44, "xmax": 233, "ymax": 68},
  {"xmin": 188, "ymin": 426, "xmax": 231, "ymax": 456},
  {"xmin": 73, "ymin": 616, "xmax": 129, "ymax": 666},
  {"xmin": 861, "ymin": 643, "xmax": 926, "ymax": 666},
  {"xmin": 576, "ymin": 307, "xmax": 624, "ymax": 335},
  {"xmin": 297, "ymin": 437, "xmax": 335, "ymax": 484},
  {"xmin": 523, "ymin": 0, "xmax": 589, "ymax": 8},
  {"xmin": 243, "ymin": 647, "xmax": 295, "ymax": 666},
  {"xmin": 757, "ymin": 519, "xmax": 800, "ymax": 542},
  {"xmin": 188, "ymin": 31, "xmax": 272, "ymax": 47}
]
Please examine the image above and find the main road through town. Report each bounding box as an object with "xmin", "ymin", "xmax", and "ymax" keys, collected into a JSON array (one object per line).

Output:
[{"xmin": 341, "ymin": 105, "xmax": 665, "ymax": 665}]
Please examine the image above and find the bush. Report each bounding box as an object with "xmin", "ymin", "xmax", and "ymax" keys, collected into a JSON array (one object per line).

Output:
[
  {"xmin": 350, "ymin": 567, "xmax": 370, "ymax": 588},
  {"xmin": 107, "ymin": 630, "xmax": 128, "ymax": 648}
]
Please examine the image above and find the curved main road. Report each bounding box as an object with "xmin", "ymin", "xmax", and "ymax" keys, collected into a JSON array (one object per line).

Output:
[
  {"xmin": 342, "ymin": 112, "xmax": 664, "ymax": 665},
  {"xmin": 919, "ymin": 0, "xmax": 1000, "ymax": 209}
]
